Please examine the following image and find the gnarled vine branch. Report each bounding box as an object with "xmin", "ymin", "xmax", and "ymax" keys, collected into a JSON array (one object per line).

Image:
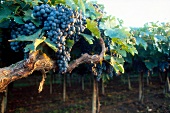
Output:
[
  {"xmin": 0, "ymin": 38, "xmax": 106, "ymax": 92},
  {"xmin": 67, "ymin": 38, "xmax": 106, "ymax": 73}
]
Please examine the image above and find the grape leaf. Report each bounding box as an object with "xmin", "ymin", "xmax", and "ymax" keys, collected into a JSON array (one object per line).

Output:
[
  {"xmin": 115, "ymin": 63, "xmax": 124, "ymax": 73},
  {"xmin": 155, "ymin": 35, "xmax": 167, "ymax": 42},
  {"xmin": 44, "ymin": 38, "xmax": 58, "ymax": 52},
  {"xmin": 10, "ymin": 29, "xmax": 43, "ymax": 41},
  {"xmin": 110, "ymin": 57, "xmax": 124, "ymax": 74},
  {"xmin": 135, "ymin": 36, "xmax": 148, "ymax": 50},
  {"xmin": 65, "ymin": 0, "xmax": 77, "ymax": 10},
  {"xmin": 104, "ymin": 28, "xmax": 126, "ymax": 39},
  {"xmin": 66, "ymin": 39, "xmax": 74, "ymax": 48},
  {"xmin": 13, "ymin": 16, "xmax": 24, "ymax": 24},
  {"xmin": 23, "ymin": 9, "xmax": 32, "ymax": 21},
  {"xmin": 130, "ymin": 47, "xmax": 138, "ymax": 56},
  {"xmin": 104, "ymin": 54, "xmax": 111, "ymax": 61},
  {"xmin": 24, "ymin": 43, "xmax": 34, "ymax": 52},
  {"xmin": 34, "ymin": 38, "xmax": 46, "ymax": 50},
  {"xmin": 80, "ymin": 33, "xmax": 94, "ymax": 44},
  {"xmin": 24, "ymin": 38, "xmax": 45, "ymax": 52},
  {"xmin": 51, "ymin": 0, "xmax": 65, "ymax": 5},
  {"xmin": 0, "ymin": 19, "xmax": 10, "ymax": 28},
  {"xmin": 31, "ymin": 19, "xmax": 42, "ymax": 27},
  {"xmin": 0, "ymin": 6, "xmax": 12, "ymax": 22},
  {"xmin": 167, "ymin": 31, "xmax": 170, "ymax": 37},
  {"xmin": 86, "ymin": 19, "xmax": 100, "ymax": 38},
  {"xmin": 117, "ymin": 50, "xmax": 127, "ymax": 57},
  {"xmin": 78, "ymin": 0, "xmax": 85, "ymax": 14},
  {"xmin": 144, "ymin": 61, "xmax": 157, "ymax": 70},
  {"xmin": 99, "ymin": 18, "xmax": 117, "ymax": 30},
  {"xmin": 73, "ymin": 0, "xmax": 78, "ymax": 4}
]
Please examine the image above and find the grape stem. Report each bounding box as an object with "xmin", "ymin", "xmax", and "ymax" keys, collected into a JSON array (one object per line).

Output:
[
  {"xmin": 0, "ymin": 38, "xmax": 106, "ymax": 92},
  {"xmin": 67, "ymin": 38, "xmax": 106, "ymax": 73}
]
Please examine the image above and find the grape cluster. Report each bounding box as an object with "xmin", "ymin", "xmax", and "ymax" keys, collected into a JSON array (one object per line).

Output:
[
  {"xmin": 108, "ymin": 65, "xmax": 114, "ymax": 77},
  {"xmin": 158, "ymin": 62, "xmax": 169, "ymax": 72},
  {"xmin": 105, "ymin": 38, "xmax": 111, "ymax": 53},
  {"xmin": 33, "ymin": 4, "xmax": 86, "ymax": 73},
  {"xmin": 10, "ymin": 22, "xmax": 38, "ymax": 52},
  {"xmin": 96, "ymin": 62, "xmax": 106, "ymax": 81},
  {"xmin": 33, "ymin": 4, "xmax": 54, "ymax": 20},
  {"xmin": 92, "ymin": 4, "xmax": 104, "ymax": 14},
  {"xmin": 10, "ymin": 4, "xmax": 87, "ymax": 73}
]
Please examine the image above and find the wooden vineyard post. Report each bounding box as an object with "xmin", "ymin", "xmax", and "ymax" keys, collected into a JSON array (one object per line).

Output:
[
  {"xmin": 82, "ymin": 75, "xmax": 85, "ymax": 91},
  {"xmin": 0, "ymin": 30, "xmax": 7, "ymax": 113},
  {"xmin": 139, "ymin": 71, "xmax": 144, "ymax": 103},
  {"xmin": 50, "ymin": 74, "xmax": 53, "ymax": 94},
  {"xmin": 146, "ymin": 70, "xmax": 150, "ymax": 86},
  {"xmin": 1, "ymin": 87, "xmax": 8, "ymax": 113},
  {"xmin": 164, "ymin": 69, "xmax": 170, "ymax": 93},
  {"xmin": 63, "ymin": 74, "xmax": 66, "ymax": 102},
  {"xmin": 128, "ymin": 74, "xmax": 132, "ymax": 90},
  {"xmin": 92, "ymin": 76, "xmax": 97, "ymax": 113},
  {"xmin": 159, "ymin": 71, "xmax": 163, "ymax": 83},
  {"xmin": 68, "ymin": 74, "xmax": 72, "ymax": 88},
  {"xmin": 97, "ymin": 80, "xmax": 100, "ymax": 113},
  {"xmin": 102, "ymin": 78, "xmax": 105, "ymax": 95}
]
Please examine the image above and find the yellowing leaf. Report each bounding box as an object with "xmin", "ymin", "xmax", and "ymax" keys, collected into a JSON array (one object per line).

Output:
[{"xmin": 86, "ymin": 19, "xmax": 101, "ymax": 38}]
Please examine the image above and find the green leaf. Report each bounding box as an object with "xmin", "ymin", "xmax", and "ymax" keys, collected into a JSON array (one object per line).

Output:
[
  {"xmin": 135, "ymin": 36, "xmax": 148, "ymax": 50},
  {"xmin": 65, "ymin": 0, "xmax": 77, "ymax": 10},
  {"xmin": 117, "ymin": 50, "xmax": 127, "ymax": 57},
  {"xmin": 155, "ymin": 35, "xmax": 167, "ymax": 42},
  {"xmin": 24, "ymin": 38, "xmax": 45, "ymax": 52},
  {"xmin": 104, "ymin": 28, "xmax": 126, "ymax": 39},
  {"xmin": 86, "ymin": 19, "xmax": 100, "ymax": 38},
  {"xmin": 78, "ymin": 0, "xmax": 85, "ymax": 14},
  {"xmin": 80, "ymin": 33, "xmax": 94, "ymax": 44},
  {"xmin": 116, "ymin": 63, "xmax": 124, "ymax": 73},
  {"xmin": 106, "ymin": 55, "xmax": 125, "ymax": 74},
  {"xmin": 31, "ymin": 19, "xmax": 42, "ymax": 27},
  {"xmin": 111, "ymin": 38, "xmax": 125, "ymax": 45},
  {"xmin": 73, "ymin": 0, "xmax": 78, "ymax": 4},
  {"xmin": 0, "ymin": 6, "xmax": 12, "ymax": 22},
  {"xmin": 0, "ymin": 19, "xmax": 10, "ymax": 28},
  {"xmin": 145, "ymin": 61, "xmax": 157, "ymax": 70},
  {"xmin": 51, "ymin": 0, "xmax": 65, "ymax": 5},
  {"xmin": 124, "ymin": 56, "xmax": 132, "ymax": 64},
  {"xmin": 23, "ymin": 9, "xmax": 32, "ymax": 21},
  {"xmin": 44, "ymin": 38, "xmax": 58, "ymax": 52},
  {"xmin": 110, "ymin": 62, "xmax": 124, "ymax": 74},
  {"xmin": 66, "ymin": 39, "xmax": 74, "ymax": 48},
  {"xmin": 84, "ymin": 3, "xmax": 96, "ymax": 17},
  {"xmin": 122, "ymin": 45, "xmax": 138, "ymax": 56},
  {"xmin": 104, "ymin": 54, "xmax": 111, "ymax": 61},
  {"xmin": 34, "ymin": 38, "xmax": 46, "ymax": 50},
  {"xmin": 99, "ymin": 17, "xmax": 117, "ymax": 30},
  {"xmin": 11, "ymin": 29, "xmax": 43, "ymax": 42},
  {"xmin": 110, "ymin": 56, "xmax": 116, "ymax": 65},
  {"xmin": 24, "ymin": 43, "xmax": 34, "ymax": 52},
  {"xmin": 114, "ymin": 57, "xmax": 125, "ymax": 64},
  {"xmin": 13, "ymin": 16, "xmax": 24, "ymax": 24}
]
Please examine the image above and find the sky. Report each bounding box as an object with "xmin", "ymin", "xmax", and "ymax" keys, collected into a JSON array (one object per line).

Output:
[{"xmin": 95, "ymin": 0, "xmax": 170, "ymax": 27}]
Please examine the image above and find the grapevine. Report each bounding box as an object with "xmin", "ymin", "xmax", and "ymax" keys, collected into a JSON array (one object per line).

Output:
[{"xmin": 10, "ymin": 4, "xmax": 87, "ymax": 73}]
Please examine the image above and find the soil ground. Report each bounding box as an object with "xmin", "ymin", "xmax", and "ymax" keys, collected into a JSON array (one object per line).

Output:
[{"xmin": 3, "ymin": 75, "xmax": 170, "ymax": 113}]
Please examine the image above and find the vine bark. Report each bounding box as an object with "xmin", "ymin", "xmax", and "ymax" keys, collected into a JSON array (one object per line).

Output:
[{"xmin": 0, "ymin": 38, "xmax": 106, "ymax": 92}]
